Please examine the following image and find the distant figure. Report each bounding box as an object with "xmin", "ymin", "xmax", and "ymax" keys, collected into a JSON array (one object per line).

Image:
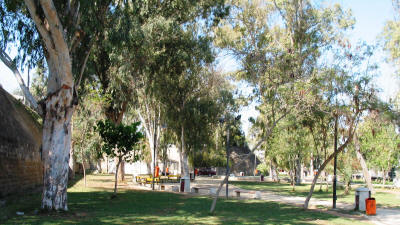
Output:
[{"xmin": 155, "ymin": 165, "xmax": 159, "ymax": 177}]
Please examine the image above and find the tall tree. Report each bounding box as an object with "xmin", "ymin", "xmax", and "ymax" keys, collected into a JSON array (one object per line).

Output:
[
  {"xmin": 358, "ymin": 112, "xmax": 400, "ymax": 187},
  {"xmin": 303, "ymin": 43, "xmax": 379, "ymax": 209},
  {"xmin": 0, "ymin": 0, "xmax": 113, "ymax": 210},
  {"xmin": 215, "ymin": 0, "xmax": 354, "ymax": 152}
]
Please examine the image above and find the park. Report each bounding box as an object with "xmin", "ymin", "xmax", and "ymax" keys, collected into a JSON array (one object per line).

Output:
[{"xmin": 1, "ymin": 0, "xmax": 400, "ymax": 224}]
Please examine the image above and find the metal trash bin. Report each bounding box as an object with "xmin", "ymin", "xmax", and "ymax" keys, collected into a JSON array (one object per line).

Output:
[
  {"xmin": 355, "ymin": 187, "xmax": 370, "ymax": 211},
  {"xmin": 180, "ymin": 176, "xmax": 190, "ymax": 192},
  {"xmin": 180, "ymin": 178, "xmax": 185, "ymax": 192}
]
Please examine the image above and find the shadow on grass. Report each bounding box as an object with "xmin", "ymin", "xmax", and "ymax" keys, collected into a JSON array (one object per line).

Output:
[{"xmin": 3, "ymin": 189, "xmax": 359, "ymax": 225}]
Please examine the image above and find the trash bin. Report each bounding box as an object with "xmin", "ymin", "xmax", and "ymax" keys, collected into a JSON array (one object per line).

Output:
[
  {"xmin": 366, "ymin": 198, "xmax": 376, "ymax": 215},
  {"xmin": 355, "ymin": 187, "xmax": 370, "ymax": 211},
  {"xmin": 180, "ymin": 178, "xmax": 185, "ymax": 192},
  {"xmin": 180, "ymin": 176, "xmax": 190, "ymax": 192},
  {"xmin": 260, "ymin": 175, "xmax": 264, "ymax": 181}
]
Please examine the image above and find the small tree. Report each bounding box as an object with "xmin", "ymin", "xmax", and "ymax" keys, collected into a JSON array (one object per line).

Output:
[{"xmin": 96, "ymin": 120, "xmax": 143, "ymax": 196}]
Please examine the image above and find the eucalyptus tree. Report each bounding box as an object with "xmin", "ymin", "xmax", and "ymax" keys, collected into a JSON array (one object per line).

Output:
[
  {"xmin": 0, "ymin": 0, "xmax": 114, "ymax": 210},
  {"xmin": 382, "ymin": 0, "xmax": 400, "ymax": 74},
  {"xmin": 215, "ymin": 0, "xmax": 354, "ymax": 153},
  {"xmin": 303, "ymin": 43, "xmax": 380, "ymax": 209},
  {"xmin": 87, "ymin": 1, "xmax": 229, "ymax": 182},
  {"xmin": 71, "ymin": 84, "xmax": 106, "ymax": 186},
  {"xmin": 358, "ymin": 112, "xmax": 400, "ymax": 187}
]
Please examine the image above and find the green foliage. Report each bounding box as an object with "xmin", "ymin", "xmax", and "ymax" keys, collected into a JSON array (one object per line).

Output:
[
  {"xmin": 72, "ymin": 86, "xmax": 106, "ymax": 164},
  {"xmin": 256, "ymin": 161, "xmax": 270, "ymax": 176},
  {"xmin": 358, "ymin": 113, "xmax": 400, "ymax": 174},
  {"xmin": 29, "ymin": 60, "xmax": 47, "ymax": 100},
  {"xmin": 96, "ymin": 120, "xmax": 144, "ymax": 163}
]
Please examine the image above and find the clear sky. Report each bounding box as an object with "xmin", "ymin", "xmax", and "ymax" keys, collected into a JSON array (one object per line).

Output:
[{"xmin": 1, "ymin": 0, "xmax": 399, "ymax": 136}]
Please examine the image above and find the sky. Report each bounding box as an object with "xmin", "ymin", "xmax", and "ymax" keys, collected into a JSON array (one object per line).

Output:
[{"xmin": 0, "ymin": 0, "xmax": 399, "ymax": 136}]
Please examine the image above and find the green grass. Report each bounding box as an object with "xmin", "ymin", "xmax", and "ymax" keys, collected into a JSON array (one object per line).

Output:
[
  {"xmin": 0, "ymin": 174, "xmax": 368, "ymax": 225},
  {"xmin": 231, "ymin": 181, "xmax": 400, "ymax": 209}
]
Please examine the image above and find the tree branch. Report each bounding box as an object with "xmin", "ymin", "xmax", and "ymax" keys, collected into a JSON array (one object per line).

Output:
[
  {"xmin": 0, "ymin": 49, "xmax": 43, "ymax": 116},
  {"xmin": 39, "ymin": 0, "xmax": 69, "ymax": 54},
  {"xmin": 24, "ymin": 0, "xmax": 55, "ymax": 55}
]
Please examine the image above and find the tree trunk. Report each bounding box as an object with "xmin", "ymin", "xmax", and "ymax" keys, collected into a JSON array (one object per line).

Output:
[
  {"xmin": 113, "ymin": 160, "xmax": 121, "ymax": 195},
  {"xmin": 295, "ymin": 156, "xmax": 301, "ymax": 185},
  {"xmin": 0, "ymin": 49, "xmax": 42, "ymax": 115},
  {"xmin": 82, "ymin": 161, "xmax": 86, "ymax": 187},
  {"xmin": 310, "ymin": 153, "xmax": 314, "ymax": 178},
  {"xmin": 210, "ymin": 175, "xmax": 229, "ymax": 214},
  {"xmin": 290, "ymin": 169, "xmax": 295, "ymax": 191},
  {"xmin": 118, "ymin": 161, "xmax": 125, "ymax": 181},
  {"xmin": 354, "ymin": 134, "xmax": 375, "ymax": 194},
  {"xmin": 382, "ymin": 170, "xmax": 386, "ymax": 188},
  {"xmin": 304, "ymin": 139, "xmax": 354, "ymax": 208},
  {"xmin": 270, "ymin": 159, "xmax": 279, "ymax": 182},
  {"xmin": 181, "ymin": 125, "xmax": 189, "ymax": 177},
  {"xmin": 325, "ymin": 173, "xmax": 329, "ymax": 192},
  {"xmin": 344, "ymin": 181, "xmax": 350, "ymax": 195},
  {"xmin": 303, "ymin": 117, "xmax": 357, "ymax": 209},
  {"xmin": 68, "ymin": 143, "xmax": 75, "ymax": 180},
  {"xmin": 41, "ymin": 83, "xmax": 74, "ymax": 211}
]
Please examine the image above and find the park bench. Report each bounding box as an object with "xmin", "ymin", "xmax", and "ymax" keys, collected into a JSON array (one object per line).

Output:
[
  {"xmin": 167, "ymin": 174, "xmax": 181, "ymax": 183},
  {"xmin": 191, "ymin": 187, "xmax": 216, "ymax": 195},
  {"xmin": 135, "ymin": 174, "xmax": 151, "ymax": 184},
  {"xmin": 234, "ymin": 190, "xmax": 261, "ymax": 199},
  {"xmin": 135, "ymin": 174, "xmax": 160, "ymax": 185},
  {"xmin": 159, "ymin": 175, "xmax": 169, "ymax": 183}
]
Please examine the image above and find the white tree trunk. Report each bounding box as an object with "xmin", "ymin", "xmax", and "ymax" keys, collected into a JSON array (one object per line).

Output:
[
  {"xmin": 24, "ymin": 0, "xmax": 76, "ymax": 211},
  {"xmin": 41, "ymin": 87, "xmax": 74, "ymax": 211},
  {"xmin": 355, "ymin": 139, "xmax": 375, "ymax": 193},
  {"xmin": 68, "ymin": 122, "xmax": 75, "ymax": 180},
  {"xmin": 310, "ymin": 153, "xmax": 314, "ymax": 178},
  {"xmin": 0, "ymin": 49, "xmax": 42, "ymax": 115},
  {"xmin": 210, "ymin": 175, "xmax": 229, "ymax": 213}
]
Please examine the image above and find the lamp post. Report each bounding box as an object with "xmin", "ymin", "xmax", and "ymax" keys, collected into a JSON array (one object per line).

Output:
[
  {"xmin": 225, "ymin": 124, "xmax": 230, "ymax": 199},
  {"xmin": 219, "ymin": 114, "xmax": 241, "ymax": 199},
  {"xmin": 333, "ymin": 113, "xmax": 338, "ymax": 208}
]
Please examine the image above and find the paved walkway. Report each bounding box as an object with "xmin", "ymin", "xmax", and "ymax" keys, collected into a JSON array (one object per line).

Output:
[{"xmin": 130, "ymin": 177, "xmax": 400, "ymax": 225}]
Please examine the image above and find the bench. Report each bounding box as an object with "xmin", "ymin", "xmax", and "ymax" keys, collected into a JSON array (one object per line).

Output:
[
  {"xmin": 167, "ymin": 175, "xmax": 181, "ymax": 183},
  {"xmin": 234, "ymin": 190, "xmax": 261, "ymax": 199},
  {"xmin": 191, "ymin": 187, "xmax": 216, "ymax": 195},
  {"xmin": 136, "ymin": 174, "xmax": 181, "ymax": 185},
  {"xmin": 135, "ymin": 174, "xmax": 160, "ymax": 185},
  {"xmin": 135, "ymin": 174, "xmax": 151, "ymax": 184}
]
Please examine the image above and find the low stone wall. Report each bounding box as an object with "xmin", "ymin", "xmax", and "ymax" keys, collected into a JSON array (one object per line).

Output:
[{"xmin": 0, "ymin": 87, "xmax": 43, "ymax": 197}]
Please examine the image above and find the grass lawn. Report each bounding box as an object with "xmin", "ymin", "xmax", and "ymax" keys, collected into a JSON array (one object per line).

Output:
[
  {"xmin": 231, "ymin": 181, "xmax": 400, "ymax": 209},
  {"xmin": 0, "ymin": 174, "xmax": 369, "ymax": 224}
]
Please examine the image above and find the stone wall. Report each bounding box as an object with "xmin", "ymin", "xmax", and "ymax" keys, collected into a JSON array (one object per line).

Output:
[{"xmin": 0, "ymin": 87, "xmax": 43, "ymax": 197}]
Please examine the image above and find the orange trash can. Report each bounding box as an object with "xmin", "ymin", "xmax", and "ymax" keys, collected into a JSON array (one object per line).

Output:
[{"xmin": 365, "ymin": 198, "xmax": 376, "ymax": 215}]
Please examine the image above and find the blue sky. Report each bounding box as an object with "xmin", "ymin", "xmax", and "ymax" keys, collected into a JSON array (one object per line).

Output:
[{"xmin": 1, "ymin": 0, "xmax": 399, "ymax": 136}]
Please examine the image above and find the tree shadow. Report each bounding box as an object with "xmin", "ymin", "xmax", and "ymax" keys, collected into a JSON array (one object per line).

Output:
[{"xmin": 3, "ymin": 189, "xmax": 354, "ymax": 224}]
